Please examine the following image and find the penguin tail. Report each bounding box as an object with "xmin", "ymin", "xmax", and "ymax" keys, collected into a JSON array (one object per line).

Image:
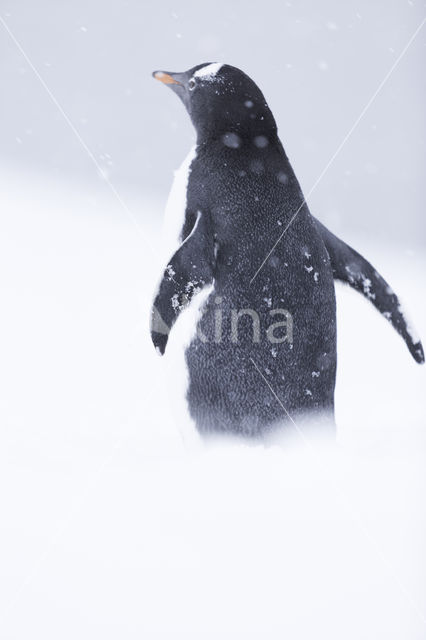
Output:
[{"xmin": 315, "ymin": 219, "xmax": 425, "ymax": 365}]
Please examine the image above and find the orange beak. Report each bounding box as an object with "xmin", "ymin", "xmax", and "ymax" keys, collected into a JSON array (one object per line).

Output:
[{"xmin": 153, "ymin": 71, "xmax": 182, "ymax": 86}]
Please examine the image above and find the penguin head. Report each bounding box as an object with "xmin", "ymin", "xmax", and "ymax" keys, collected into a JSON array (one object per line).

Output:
[{"xmin": 152, "ymin": 63, "xmax": 277, "ymax": 144}]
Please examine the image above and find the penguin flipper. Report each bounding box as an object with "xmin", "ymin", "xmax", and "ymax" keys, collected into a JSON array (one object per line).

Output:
[
  {"xmin": 151, "ymin": 211, "xmax": 214, "ymax": 355},
  {"xmin": 315, "ymin": 219, "xmax": 425, "ymax": 364}
]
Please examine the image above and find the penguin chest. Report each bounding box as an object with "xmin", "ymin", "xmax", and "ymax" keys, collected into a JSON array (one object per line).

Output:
[{"xmin": 162, "ymin": 146, "xmax": 197, "ymax": 258}]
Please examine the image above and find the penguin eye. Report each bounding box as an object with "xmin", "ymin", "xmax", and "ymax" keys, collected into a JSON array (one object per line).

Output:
[{"xmin": 188, "ymin": 78, "xmax": 196, "ymax": 91}]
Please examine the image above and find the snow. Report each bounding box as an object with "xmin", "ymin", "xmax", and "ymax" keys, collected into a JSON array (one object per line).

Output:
[
  {"xmin": 317, "ymin": 59, "xmax": 329, "ymax": 71},
  {"xmin": 277, "ymin": 171, "xmax": 289, "ymax": 184},
  {"xmin": 398, "ymin": 302, "xmax": 421, "ymax": 345},
  {"xmin": 222, "ymin": 132, "xmax": 241, "ymax": 148},
  {"xmin": 326, "ymin": 21, "xmax": 338, "ymax": 31},
  {"xmin": 361, "ymin": 275, "xmax": 376, "ymax": 300},
  {"xmin": 0, "ymin": 169, "xmax": 425, "ymax": 639},
  {"xmin": 193, "ymin": 62, "xmax": 224, "ymax": 81},
  {"xmin": 165, "ymin": 264, "xmax": 175, "ymax": 280},
  {"xmin": 253, "ymin": 135, "xmax": 269, "ymax": 148}
]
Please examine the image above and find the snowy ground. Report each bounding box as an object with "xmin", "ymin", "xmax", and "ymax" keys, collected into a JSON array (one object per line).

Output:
[{"xmin": 0, "ymin": 169, "xmax": 425, "ymax": 638}]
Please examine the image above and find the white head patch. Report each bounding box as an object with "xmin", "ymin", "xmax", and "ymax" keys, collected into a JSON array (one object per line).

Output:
[{"xmin": 194, "ymin": 62, "xmax": 224, "ymax": 81}]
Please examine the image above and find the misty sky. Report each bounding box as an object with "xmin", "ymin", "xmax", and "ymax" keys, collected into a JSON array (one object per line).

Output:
[{"xmin": 1, "ymin": 0, "xmax": 425, "ymax": 244}]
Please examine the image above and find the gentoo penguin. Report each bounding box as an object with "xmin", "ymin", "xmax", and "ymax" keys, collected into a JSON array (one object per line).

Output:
[{"xmin": 151, "ymin": 63, "xmax": 424, "ymax": 437}]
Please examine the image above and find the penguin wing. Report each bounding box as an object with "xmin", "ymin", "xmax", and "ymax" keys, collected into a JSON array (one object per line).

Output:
[
  {"xmin": 314, "ymin": 219, "xmax": 424, "ymax": 364},
  {"xmin": 151, "ymin": 211, "xmax": 215, "ymax": 355}
]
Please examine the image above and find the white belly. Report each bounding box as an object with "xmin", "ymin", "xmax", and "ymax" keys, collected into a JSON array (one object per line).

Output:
[
  {"xmin": 161, "ymin": 145, "xmax": 197, "ymax": 260},
  {"xmin": 165, "ymin": 283, "xmax": 214, "ymax": 448},
  {"xmin": 157, "ymin": 146, "xmax": 208, "ymax": 447}
]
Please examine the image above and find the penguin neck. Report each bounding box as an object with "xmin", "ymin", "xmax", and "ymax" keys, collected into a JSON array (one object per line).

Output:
[
  {"xmin": 195, "ymin": 122, "xmax": 280, "ymax": 151},
  {"xmin": 193, "ymin": 105, "xmax": 279, "ymax": 147}
]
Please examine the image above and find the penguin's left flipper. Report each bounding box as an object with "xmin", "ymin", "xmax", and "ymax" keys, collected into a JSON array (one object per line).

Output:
[
  {"xmin": 150, "ymin": 211, "xmax": 214, "ymax": 355},
  {"xmin": 315, "ymin": 219, "xmax": 425, "ymax": 364}
]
